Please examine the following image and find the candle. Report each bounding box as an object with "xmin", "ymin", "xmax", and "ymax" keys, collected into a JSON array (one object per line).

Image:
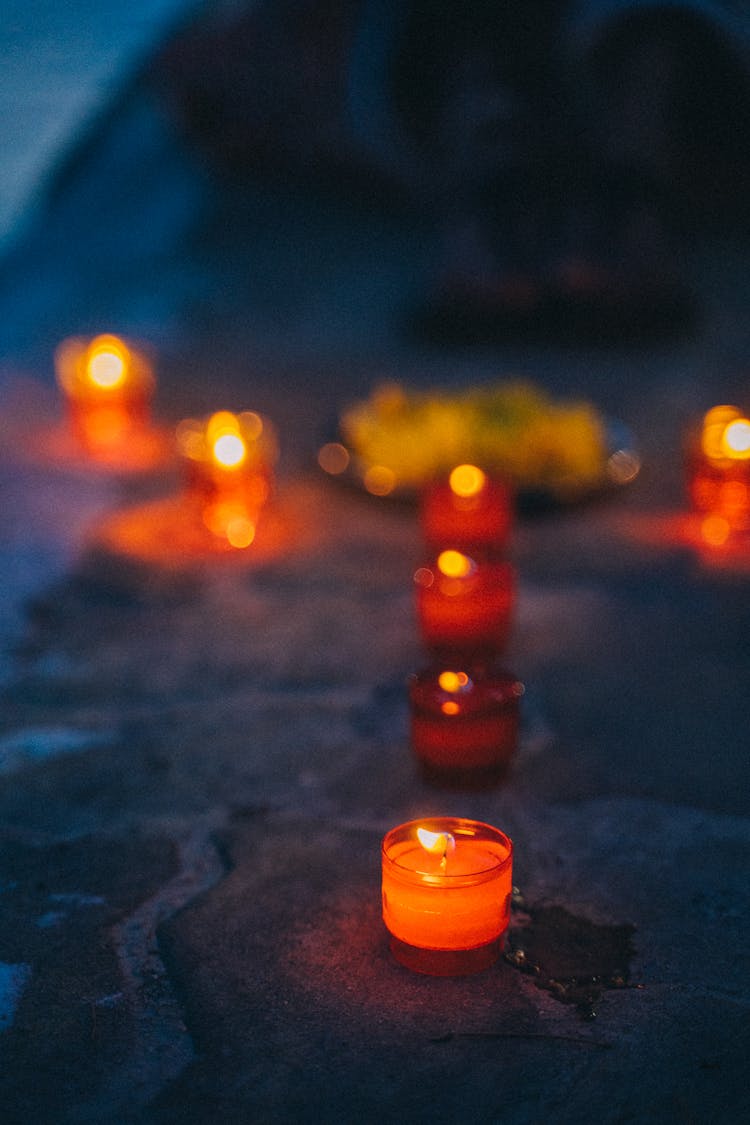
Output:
[
  {"xmin": 55, "ymin": 334, "xmax": 155, "ymax": 458},
  {"xmin": 382, "ymin": 817, "xmax": 513, "ymax": 974},
  {"xmin": 409, "ymin": 666, "xmax": 524, "ymax": 785},
  {"xmin": 176, "ymin": 410, "xmax": 278, "ymax": 548},
  {"xmin": 414, "ymin": 549, "xmax": 515, "ymax": 661},
  {"xmin": 687, "ymin": 405, "xmax": 750, "ymax": 540},
  {"xmin": 421, "ymin": 464, "xmax": 513, "ymax": 554}
]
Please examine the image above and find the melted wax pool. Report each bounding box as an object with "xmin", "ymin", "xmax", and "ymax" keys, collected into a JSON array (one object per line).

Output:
[{"xmin": 506, "ymin": 895, "xmax": 637, "ymax": 1020}]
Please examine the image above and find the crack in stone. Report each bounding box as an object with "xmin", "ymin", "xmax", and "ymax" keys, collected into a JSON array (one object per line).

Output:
[{"xmin": 73, "ymin": 817, "xmax": 227, "ymax": 1118}]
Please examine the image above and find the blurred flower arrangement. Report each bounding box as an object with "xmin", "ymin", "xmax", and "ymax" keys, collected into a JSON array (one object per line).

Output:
[{"xmin": 339, "ymin": 380, "xmax": 612, "ymax": 499}]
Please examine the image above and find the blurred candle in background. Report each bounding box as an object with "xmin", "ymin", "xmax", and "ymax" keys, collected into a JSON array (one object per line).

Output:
[
  {"xmin": 55, "ymin": 333, "xmax": 154, "ymax": 459},
  {"xmin": 414, "ymin": 549, "xmax": 515, "ymax": 662},
  {"xmin": 687, "ymin": 404, "xmax": 750, "ymax": 543},
  {"xmin": 176, "ymin": 410, "xmax": 278, "ymax": 548},
  {"xmin": 409, "ymin": 666, "xmax": 523, "ymax": 785},
  {"xmin": 381, "ymin": 817, "xmax": 513, "ymax": 975},
  {"xmin": 421, "ymin": 464, "xmax": 513, "ymax": 554}
]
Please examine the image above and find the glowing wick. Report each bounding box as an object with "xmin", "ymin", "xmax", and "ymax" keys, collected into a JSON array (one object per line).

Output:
[
  {"xmin": 449, "ymin": 464, "xmax": 486, "ymax": 498},
  {"xmin": 417, "ymin": 826, "xmax": 456, "ymax": 870},
  {"xmin": 437, "ymin": 549, "xmax": 474, "ymax": 579},
  {"xmin": 213, "ymin": 433, "xmax": 247, "ymax": 468}
]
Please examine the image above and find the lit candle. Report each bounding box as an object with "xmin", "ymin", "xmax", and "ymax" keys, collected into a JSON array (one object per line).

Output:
[
  {"xmin": 176, "ymin": 410, "xmax": 278, "ymax": 548},
  {"xmin": 687, "ymin": 405, "xmax": 750, "ymax": 541},
  {"xmin": 414, "ymin": 549, "xmax": 515, "ymax": 661},
  {"xmin": 421, "ymin": 464, "xmax": 513, "ymax": 554},
  {"xmin": 409, "ymin": 667, "xmax": 524, "ymax": 785},
  {"xmin": 55, "ymin": 334, "xmax": 155, "ymax": 458},
  {"xmin": 381, "ymin": 817, "xmax": 513, "ymax": 974}
]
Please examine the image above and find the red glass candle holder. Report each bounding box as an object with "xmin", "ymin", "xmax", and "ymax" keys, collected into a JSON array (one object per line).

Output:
[
  {"xmin": 686, "ymin": 405, "xmax": 750, "ymax": 539},
  {"xmin": 176, "ymin": 410, "xmax": 278, "ymax": 548},
  {"xmin": 55, "ymin": 334, "xmax": 154, "ymax": 459},
  {"xmin": 414, "ymin": 550, "xmax": 515, "ymax": 662},
  {"xmin": 382, "ymin": 817, "xmax": 513, "ymax": 975},
  {"xmin": 421, "ymin": 464, "xmax": 513, "ymax": 554},
  {"xmin": 409, "ymin": 666, "xmax": 523, "ymax": 786}
]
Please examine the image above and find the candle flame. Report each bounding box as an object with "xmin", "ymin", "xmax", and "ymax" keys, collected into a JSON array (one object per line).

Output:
[
  {"xmin": 449, "ymin": 464, "xmax": 486, "ymax": 498},
  {"xmin": 86, "ymin": 335, "xmax": 129, "ymax": 389},
  {"xmin": 721, "ymin": 418, "xmax": 750, "ymax": 459},
  {"xmin": 437, "ymin": 549, "xmax": 474, "ymax": 579},
  {"xmin": 701, "ymin": 405, "xmax": 742, "ymax": 460},
  {"xmin": 213, "ymin": 432, "xmax": 247, "ymax": 468},
  {"xmin": 204, "ymin": 412, "xmax": 247, "ymax": 468},
  {"xmin": 416, "ymin": 827, "xmax": 456, "ymax": 867}
]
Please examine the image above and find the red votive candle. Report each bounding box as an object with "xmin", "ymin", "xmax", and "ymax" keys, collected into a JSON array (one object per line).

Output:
[
  {"xmin": 382, "ymin": 817, "xmax": 513, "ymax": 975},
  {"xmin": 686, "ymin": 405, "xmax": 750, "ymax": 541},
  {"xmin": 415, "ymin": 549, "xmax": 515, "ymax": 661},
  {"xmin": 409, "ymin": 666, "xmax": 523, "ymax": 786},
  {"xmin": 55, "ymin": 334, "xmax": 154, "ymax": 458},
  {"xmin": 421, "ymin": 464, "xmax": 513, "ymax": 554},
  {"xmin": 176, "ymin": 410, "xmax": 278, "ymax": 549}
]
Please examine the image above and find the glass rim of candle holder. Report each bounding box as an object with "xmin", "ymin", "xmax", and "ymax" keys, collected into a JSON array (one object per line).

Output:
[
  {"xmin": 382, "ymin": 817, "xmax": 512, "ymax": 887},
  {"xmin": 382, "ymin": 817, "xmax": 513, "ymax": 974}
]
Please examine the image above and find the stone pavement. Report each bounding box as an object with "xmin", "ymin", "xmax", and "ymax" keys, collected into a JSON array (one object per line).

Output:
[{"xmin": 1, "ymin": 56, "xmax": 750, "ymax": 1125}]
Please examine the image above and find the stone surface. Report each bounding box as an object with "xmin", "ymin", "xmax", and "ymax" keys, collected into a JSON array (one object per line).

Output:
[{"xmin": 1, "ymin": 20, "xmax": 750, "ymax": 1122}]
